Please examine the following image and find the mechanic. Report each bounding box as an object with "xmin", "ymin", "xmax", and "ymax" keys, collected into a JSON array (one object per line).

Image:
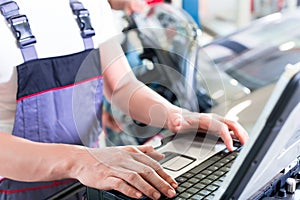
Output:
[{"xmin": 0, "ymin": 0, "xmax": 248, "ymax": 199}]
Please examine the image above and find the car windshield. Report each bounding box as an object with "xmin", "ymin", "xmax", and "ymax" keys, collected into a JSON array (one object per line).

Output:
[
  {"xmin": 225, "ymin": 38, "xmax": 300, "ymax": 90},
  {"xmin": 204, "ymin": 9, "xmax": 300, "ymax": 90}
]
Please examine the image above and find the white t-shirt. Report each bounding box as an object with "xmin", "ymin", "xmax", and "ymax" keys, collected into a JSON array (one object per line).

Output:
[{"xmin": 0, "ymin": 0, "xmax": 120, "ymax": 133}]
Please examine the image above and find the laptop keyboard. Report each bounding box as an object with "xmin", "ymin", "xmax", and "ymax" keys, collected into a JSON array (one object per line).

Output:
[
  {"xmin": 92, "ymin": 147, "xmax": 241, "ymax": 200},
  {"xmin": 170, "ymin": 147, "xmax": 241, "ymax": 200}
]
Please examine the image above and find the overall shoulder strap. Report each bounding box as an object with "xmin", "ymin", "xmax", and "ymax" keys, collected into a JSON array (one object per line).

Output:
[
  {"xmin": 0, "ymin": 0, "xmax": 95, "ymax": 63},
  {"xmin": 0, "ymin": 0, "xmax": 38, "ymax": 61},
  {"xmin": 69, "ymin": 0, "xmax": 95, "ymax": 50}
]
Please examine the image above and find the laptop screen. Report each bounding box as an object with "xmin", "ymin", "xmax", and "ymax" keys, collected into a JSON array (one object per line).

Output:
[{"xmin": 218, "ymin": 63, "xmax": 300, "ymax": 199}]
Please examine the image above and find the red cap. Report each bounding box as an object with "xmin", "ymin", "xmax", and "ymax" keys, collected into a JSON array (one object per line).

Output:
[{"xmin": 146, "ymin": 0, "xmax": 163, "ymax": 5}]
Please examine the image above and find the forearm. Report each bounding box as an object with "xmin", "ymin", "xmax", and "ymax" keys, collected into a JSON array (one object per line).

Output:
[
  {"xmin": 0, "ymin": 132, "xmax": 82, "ymax": 182},
  {"xmin": 101, "ymin": 39, "xmax": 183, "ymax": 130},
  {"xmin": 114, "ymin": 80, "xmax": 181, "ymax": 128},
  {"xmin": 0, "ymin": 132, "xmax": 179, "ymax": 199},
  {"xmin": 107, "ymin": 0, "xmax": 127, "ymax": 10}
]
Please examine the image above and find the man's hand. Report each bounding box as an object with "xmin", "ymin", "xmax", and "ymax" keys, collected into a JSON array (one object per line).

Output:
[
  {"xmin": 73, "ymin": 145, "xmax": 177, "ymax": 199},
  {"xmin": 167, "ymin": 111, "xmax": 249, "ymax": 151}
]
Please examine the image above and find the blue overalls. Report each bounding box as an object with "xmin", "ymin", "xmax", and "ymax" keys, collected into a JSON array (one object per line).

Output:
[{"xmin": 0, "ymin": 0, "xmax": 103, "ymax": 199}]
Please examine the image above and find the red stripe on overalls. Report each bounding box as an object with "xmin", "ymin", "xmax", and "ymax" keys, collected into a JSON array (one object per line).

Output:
[
  {"xmin": 17, "ymin": 75, "xmax": 103, "ymax": 102},
  {"xmin": 0, "ymin": 179, "xmax": 76, "ymax": 194}
]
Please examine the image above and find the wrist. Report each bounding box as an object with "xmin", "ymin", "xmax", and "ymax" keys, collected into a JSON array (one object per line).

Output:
[
  {"xmin": 166, "ymin": 107, "xmax": 184, "ymax": 133},
  {"xmin": 63, "ymin": 145, "xmax": 90, "ymax": 180},
  {"xmin": 42, "ymin": 144, "xmax": 81, "ymax": 180},
  {"xmin": 166, "ymin": 108, "xmax": 201, "ymax": 134}
]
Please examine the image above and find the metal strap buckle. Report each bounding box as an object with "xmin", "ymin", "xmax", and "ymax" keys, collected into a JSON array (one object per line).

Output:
[
  {"xmin": 8, "ymin": 14, "xmax": 36, "ymax": 48},
  {"xmin": 75, "ymin": 9, "xmax": 95, "ymax": 38}
]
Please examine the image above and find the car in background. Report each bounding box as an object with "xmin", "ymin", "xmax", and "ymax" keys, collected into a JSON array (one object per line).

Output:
[{"xmin": 199, "ymin": 8, "xmax": 300, "ymax": 131}]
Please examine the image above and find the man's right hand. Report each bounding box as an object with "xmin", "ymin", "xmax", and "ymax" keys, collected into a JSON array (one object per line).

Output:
[{"xmin": 72, "ymin": 145, "xmax": 178, "ymax": 200}]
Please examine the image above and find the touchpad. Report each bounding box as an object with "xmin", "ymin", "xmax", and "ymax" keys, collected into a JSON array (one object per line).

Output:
[{"xmin": 160, "ymin": 152, "xmax": 196, "ymax": 171}]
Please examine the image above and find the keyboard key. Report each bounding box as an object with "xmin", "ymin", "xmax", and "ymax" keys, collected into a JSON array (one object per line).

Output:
[
  {"xmin": 194, "ymin": 182, "xmax": 206, "ymax": 190},
  {"xmin": 188, "ymin": 177, "xmax": 201, "ymax": 184},
  {"xmin": 209, "ymin": 155, "xmax": 223, "ymax": 162},
  {"xmin": 175, "ymin": 176, "xmax": 188, "ymax": 183},
  {"xmin": 204, "ymin": 194, "xmax": 215, "ymax": 200},
  {"xmin": 195, "ymin": 173, "xmax": 207, "ymax": 180},
  {"xmin": 214, "ymin": 162, "xmax": 225, "ymax": 168},
  {"xmin": 176, "ymin": 186, "xmax": 187, "ymax": 193},
  {"xmin": 219, "ymin": 166, "xmax": 230, "ymax": 173},
  {"xmin": 207, "ymin": 174, "xmax": 219, "ymax": 181},
  {"xmin": 206, "ymin": 185, "xmax": 218, "ymax": 191},
  {"xmin": 200, "ymin": 179, "xmax": 213, "ymax": 185},
  {"xmin": 191, "ymin": 194, "xmax": 206, "ymax": 200},
  {"xmin": 182, "ymin": 172, "xmax": 194, "ymax": 178},
  {"xmin": 186, "ymin": 187, "xmax": 200, "ymax": 195},
  {"xmin": 218, "ymin": 151, "xmax": 228, "ymax": 158},
  {"xmin": 228, "ymin": 154, "xmax": 237, "ymax": 160},
  {"xmin": 178, "ymin": 192, "xmax": 193, "ymax": 199},
  {"xmin": 214, "ymin": 170, "xmax": 226, "ymax": 177},
  {"xmin": 218, "ymin": 176, "xmax": 226, "ymax": 182},
  {"xmin": 225, "ymin": 162, "xmax": 233, "ymax": 168},
  {"xmin": 180, "ymin": 182, "xmax": 193, "ymax": 189},
  {"xmin": 212, "ymin": 180, "xmax": 223, "ymax": 187},
  {"xmin": 198, "ymin": 189, "xmax": 211, "ymax": 196},
  {"xmin": 201, "ymin": 169, "xmax": 213, "ymax": 175},
  {"xmin": 207, "ymin": 165, "xmax": 219, "ymax": 171},
  {"xmin": 219, "ymin": 166, "xmax": 231, "ymax": 173}
]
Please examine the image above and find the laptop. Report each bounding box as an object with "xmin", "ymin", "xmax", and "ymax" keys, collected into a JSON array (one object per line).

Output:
[{"xmin": 86, "ymin": 62, "xmax": 300, "ymax": 200}]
